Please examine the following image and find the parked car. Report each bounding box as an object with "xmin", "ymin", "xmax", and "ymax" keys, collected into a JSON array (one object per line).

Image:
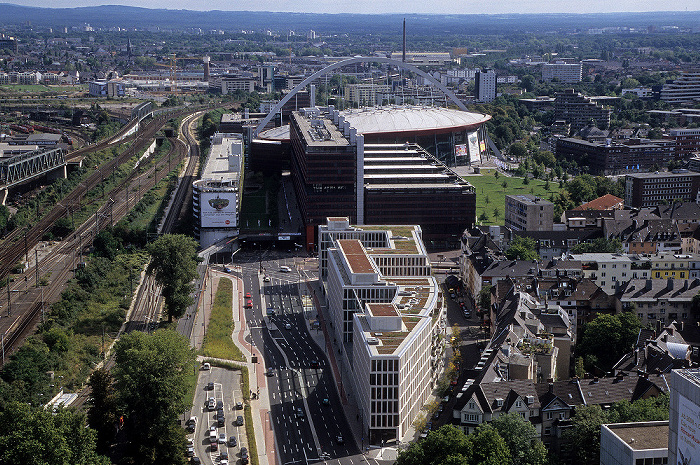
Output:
[
  {"xmin": 336, "ymin": 434, "xmax": 344, "ymax": 444},
  {"xmin": 236, "ymin": 401, "xmax": 243, "ymax": 410},
  {"xmin": 295, "ymin": 407, "xmax": 304, "ymax": 418},
  {"xmin": 236, "ymin": 415, "xmax": 244, "ymax": 426},
  {"xmin": 228, "ymin": 436, "xmax": 237, "ymax": 447},
  {"xmin": 310, "ymin": 360, "xmax": 320, "ymax": 368},
  {"xmin": 207, "ymin": 382, "xmax": 214, "ymax": 390},
  {"xmin": 191, "ymin": 457, "xmax": 201, "ymax": 464},
  {"xmin": 186, "ymin": 446, "xmax": 194, "ymax": 457},
  {"xmin": 219, "ymin": 433, "xmax": 227, "ymax": 444},
  {"xmin": 263, "ymin": 275, "xmax": 271, "ymax": 282},
  {"xmin": 210, "ymin": 440, "xmax": 218, "ymax": 452},
  {"xmin": 285, "ymin": 323, "xmax": 292, "ymax": 330},
  {"xmin": 207, "ymin": 397, "xmax": 216, "ymax": 410},
  {"xmin": 266, "ymin": 367, "xmax": 274, "ymax": 376},
  {"xmin": 219, "ymin": 449, "xmax": 229, "ymax": 460},
  {"xmin": 202, "ymin": 362, "xmax": 211, "ymax": 370},
  {"xmin": 322, "ymin": 398, "xmax": 330, "ymax": 406}
]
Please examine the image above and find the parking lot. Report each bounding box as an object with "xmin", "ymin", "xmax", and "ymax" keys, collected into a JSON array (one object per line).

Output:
[{"xmin": 186, "ymin": 365, "xmax": 249, "ymax": 465}]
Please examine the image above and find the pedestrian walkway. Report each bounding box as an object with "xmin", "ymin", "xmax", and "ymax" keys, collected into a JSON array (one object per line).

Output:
[{"xmin": 199, "ymin": 267, "xmax": 274, "ymax": 465}]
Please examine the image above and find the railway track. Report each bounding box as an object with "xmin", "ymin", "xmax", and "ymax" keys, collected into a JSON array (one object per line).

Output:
[
  {"xmin": 0, "ymin": 107, "xmax": 203, "ymax": 364},
  {"xmin": 68, "ymin": 111, "xmax": 204, "ymax": 410}
]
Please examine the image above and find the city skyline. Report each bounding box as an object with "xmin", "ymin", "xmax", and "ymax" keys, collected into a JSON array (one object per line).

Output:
[{"xmin": 4, "ymin": 0, "xmax": 699, "ymax": 15}]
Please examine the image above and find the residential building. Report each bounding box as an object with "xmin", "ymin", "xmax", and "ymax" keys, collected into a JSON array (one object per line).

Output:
[
  {"xmin": 541, "ymin": 62, "xmax": 582, "ymax": 83},
  {"xmin": 600, "ymin": 422, "xmax": 669, "ymax": 465},
  {"xmin": 569, "ymin": 253, "xmax": 632, "ymax": 295},
  {"xmin": 475, "ymin": 68, "xmax": 497, "ymax": 103},
  {"xmin": 318, "ymin": 217, "xmax": 447, "ymax": 444},
  {"xmin": 345, "ymin": 84, "xmax": 392, "ymax": 106},
  {"xmin": 624, "ymin": 171, "xmax": 700, "ymax": 208},
  {"xmin": 660, "ymin": 70, "xmax": 700, "ymax": 104},
  {"xmin": 554, "ymin": 89, "xmax": 612, "ymax": 135},
  {"xmin": 505, "ymin": 194, "xmax": 554, "ymax": 232},
  {"xmin": 511, "ymin": 230, "xmax": 601, "ymax": 260},
  {"xmin": 621, "ymin": 87, "xmax": 654, "ymax": 98},
  {"xmin": 616, "ymin": 278, "xmax": 700, "ymax": 327},
  {"xmin": 650, "ymin": 253, "xmax": 698, "ymax": 280},
  {"xmin": 215, "ymin": 76, "xmax": 256, "ymax": 94},
  {"xmin": 192, "ymin": 133, "xmax": 243, "ymax": 248},
  {"xmin": 572, "ymin": 194, "xmax": 624, "ymax": 211}
]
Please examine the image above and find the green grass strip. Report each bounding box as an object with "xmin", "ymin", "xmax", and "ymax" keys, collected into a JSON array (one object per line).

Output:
[{"xmin": 201, "ymin": 277, "xmax": 244, "ymax": 361}]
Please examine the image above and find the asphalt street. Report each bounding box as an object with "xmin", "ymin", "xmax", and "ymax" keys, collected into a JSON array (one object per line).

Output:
[{"xmin": 235, "ymin": 248, "xmax": 384, "ymax": 465}]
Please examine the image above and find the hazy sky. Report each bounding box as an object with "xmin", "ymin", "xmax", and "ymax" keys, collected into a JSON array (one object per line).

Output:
[{"xmin": 8, "ymin": 0, "xmax": 699, "ymax": 15}]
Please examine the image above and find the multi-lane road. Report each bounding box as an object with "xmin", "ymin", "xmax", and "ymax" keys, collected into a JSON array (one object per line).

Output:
[{"xmin": 235, "ymin": 248, "xmax": 386, "ymax": 465}]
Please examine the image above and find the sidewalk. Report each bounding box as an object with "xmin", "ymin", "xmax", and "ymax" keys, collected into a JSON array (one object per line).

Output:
[{"xmin": 204, "ymin": 268, "xmax": 275, "ymax": 465}]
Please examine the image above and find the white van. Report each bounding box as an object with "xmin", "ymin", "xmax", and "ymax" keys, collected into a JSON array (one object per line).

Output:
[{"xmin": 279, "ymin": 265, "xmax": 292, "ymax": 273}]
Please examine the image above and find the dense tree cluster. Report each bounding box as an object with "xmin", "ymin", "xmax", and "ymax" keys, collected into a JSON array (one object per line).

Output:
[
  {"xmin": 147, "ymin": 234, "xmax": 199, "ymax": 322},
  {"xmin": 505, "ymin": 236, "xmax": 539, "ymax": 261},
  {"xmin": 397, "ymin": 415, "xmax": 547, "ymax": 465},
  {"xmin": 576, "ymin": 312, "xmax": 642, "ymax": 373},
  {"xmin": 564, "ymin": 395, "xmax": 670, "ymax": 465}
]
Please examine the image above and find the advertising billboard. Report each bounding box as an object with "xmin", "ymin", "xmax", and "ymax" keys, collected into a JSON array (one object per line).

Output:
[
  {"xmin": 201, "ymin": 192, "xmax": 238, "ymax": 228},
  {"xmin": 468, "ymin": 131, "xmax": 481, "ymax": 164},
  {"xmin": 678, "ymin": 394, "xmax": 700, "ymax": 465},
  {"xmin": 455, "ymin": 144, "xmax": 468, "ymax": 158}
]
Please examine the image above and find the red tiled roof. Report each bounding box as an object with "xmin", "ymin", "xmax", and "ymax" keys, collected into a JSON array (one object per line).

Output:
[{"xmin": 573, "ymin": 194, "xmax": 624, "ymax": 211}]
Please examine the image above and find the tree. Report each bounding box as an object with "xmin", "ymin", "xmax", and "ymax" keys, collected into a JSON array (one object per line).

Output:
[
  {"xmin": 147, "ymin": 234, "xmax": 199, "ymax": 321},
  {"xmin": 566, "ymin": 175, "xmax": 597, "ymax": 205},
  {"xmin": 93, "ymin": 228, "xmax": 121, "ymax": 260},
  {"xmin": 563, "ymin": 405, "xmax": 607, "ymax": 465},
  {"xmin": 87, "ymin": 367, "xmax": 118, "ymax": 454},
  {"xmin": 396, "ymin": 425, "xmax": 472, "ymax": 465},
  {"xmin": 0, "ymin": 402, "xmax": 108, "ymax": 465},
  {"xmin": 478, "ymin": 284, "xmax": 493, "ymax": 313},
  {"xmin": 502, "ymin": 179, "xmax": 509, "ymax": 190},
  {"xmin": 577, "ymin": 313, "xmax": 641, "ymax": 372},
  {"xmin": 571, "ymin": 238, "xmax": 623, "ymax": 254},
  {"xmin": 491, "ymin": 413, "xmax": 548, "ymax": 465},
  {"xmin": 471, "ymin": 424, "xmax": 511, "ymax": 465},
  {"xmin": 510, "ymin": 142, "xmax": 528, "ymax": 160},
  {"xmin": 113, "ymin": 330, "xmax": 195, "ymax": 465},
  {"xmin": 505, "ymin": 236, "xmax": 539, "ymax": 261}
]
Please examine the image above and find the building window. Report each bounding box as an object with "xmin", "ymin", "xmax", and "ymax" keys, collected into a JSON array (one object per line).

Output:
[{"xmin": 546, "ymin": 412, "xmax": 553, "ymax": 420}]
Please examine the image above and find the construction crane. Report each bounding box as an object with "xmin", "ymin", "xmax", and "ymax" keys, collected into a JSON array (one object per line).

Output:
[{"xmin": 155, "ymin": 54, "xmax": 208, "ymax": 93}]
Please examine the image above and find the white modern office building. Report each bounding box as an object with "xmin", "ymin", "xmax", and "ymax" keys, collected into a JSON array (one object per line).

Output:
[
  {"xmin": 318, "ymin": 217, "xmax": 447, "ymax": 445},
  {"xmin": 192, "ymin": 133, "xmax": 244, "ymax": 248}
]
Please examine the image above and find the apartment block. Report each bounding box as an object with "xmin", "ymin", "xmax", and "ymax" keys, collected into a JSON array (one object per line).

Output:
[{"xmin": 505, "ymin": 194, "xmax": 554, "ymax": 231}]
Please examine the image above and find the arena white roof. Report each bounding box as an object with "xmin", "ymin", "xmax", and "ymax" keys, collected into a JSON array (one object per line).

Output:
[
  {"xmin": 339, "ymin": 106, "xmax": 490, "ymax": 135},
  {"xmin": 256, "ymin": 105, "xmax": 491, "ymax": 141}
]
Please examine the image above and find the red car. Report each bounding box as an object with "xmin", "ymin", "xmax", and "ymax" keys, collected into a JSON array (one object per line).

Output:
[
  {"xmin": 245, "ymin": 299, "xmax": 253, "ymax": 309},
  {"xmin": 245, "ymin": 293, "xmax": 251, "ymax": 299}
]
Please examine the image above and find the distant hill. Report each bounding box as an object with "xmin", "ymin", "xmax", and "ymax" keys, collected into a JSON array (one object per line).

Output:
[{"xmin": 1, "ymin": 4, "xmax": 699, "ymax": 35}]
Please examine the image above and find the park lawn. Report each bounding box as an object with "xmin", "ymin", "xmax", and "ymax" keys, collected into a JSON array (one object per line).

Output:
[
  {"xmin": 201, "ymin": 277, "xmax": 245, "ymax": 361},
  {"xmin": 465, "ymin": 168, "xmax": 563, "ymax": 226},
  {"xmin": 0, "ymin": 84, "xmax": 84, "ymax": 93}
]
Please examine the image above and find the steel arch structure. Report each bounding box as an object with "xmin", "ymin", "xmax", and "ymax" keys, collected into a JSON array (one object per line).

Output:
[{"xmin": 253, "ymin": 56, "xmax": 469, "ymax": 138}]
